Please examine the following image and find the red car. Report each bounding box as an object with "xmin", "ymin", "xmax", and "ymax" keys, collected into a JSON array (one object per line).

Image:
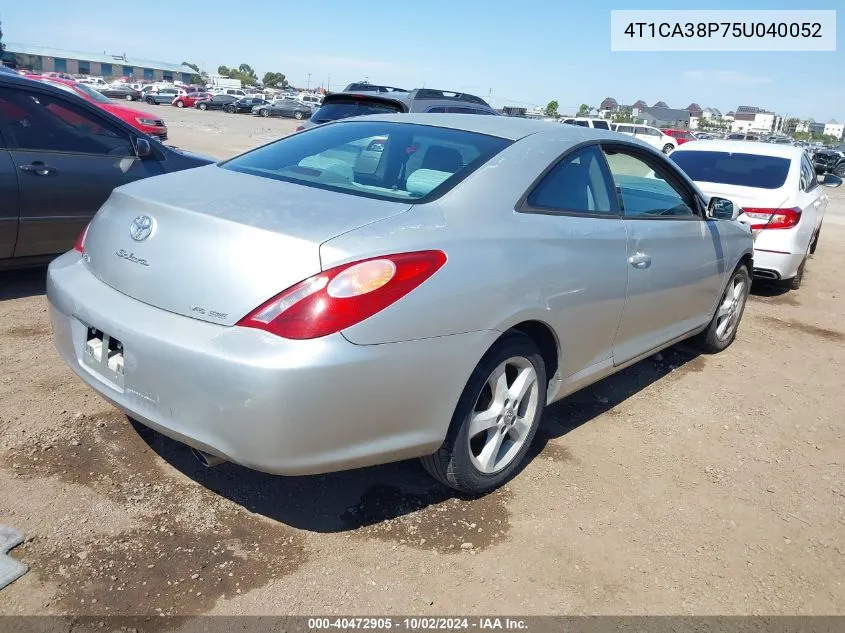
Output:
[
  {"xmin": 172, "ymin": 92, "xmax": 211, "ymax": 108},
  {"xmin": 661, "ymin": 129, "xmax": 696, "ymax": 145},
  {"xmin": 26, "ymin": 75, "xmax": 168, "ymax": 140}
]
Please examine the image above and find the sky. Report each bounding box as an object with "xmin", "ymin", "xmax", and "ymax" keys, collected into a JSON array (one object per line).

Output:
[{"xmin": 1, "ymin": 0, "xmax": 842, "ymax": 121}]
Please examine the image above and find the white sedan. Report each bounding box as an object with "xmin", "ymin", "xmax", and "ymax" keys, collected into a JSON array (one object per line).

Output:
[{"xmin": 671, "ymin": 141, "xmax": 842, "ymax": 289}]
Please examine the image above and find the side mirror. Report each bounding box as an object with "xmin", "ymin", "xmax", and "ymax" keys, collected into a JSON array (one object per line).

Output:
[
  {"xmin": 820, "ymin": 173, "xmax": 843, "ymax": 188},
  {"xmin": 135, "ymin": 138, "xmax": 152, "ymax": 159},
  {"xmin": 706, "ymin": 196, "xmax": 739, "ymax": 220}
]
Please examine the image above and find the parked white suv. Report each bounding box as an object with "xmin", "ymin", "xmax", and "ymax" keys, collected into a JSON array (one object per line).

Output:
[
  {"xmin": 560, "ymin": 117, "xmax": 612, "ymax": 131},
  {"xmin": 613, "ymin": 124, "xmax": 678, "ymax": 154}
]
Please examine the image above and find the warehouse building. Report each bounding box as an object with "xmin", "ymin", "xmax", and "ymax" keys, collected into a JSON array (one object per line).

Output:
[{"xmin": 1, "ymin": 43, "xmax": 197, "ymax": 83}]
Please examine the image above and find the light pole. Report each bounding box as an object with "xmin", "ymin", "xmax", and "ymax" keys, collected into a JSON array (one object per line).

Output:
[{"xmin": 306, "ymin": 73, "xmax": 311, "ymax": 90}]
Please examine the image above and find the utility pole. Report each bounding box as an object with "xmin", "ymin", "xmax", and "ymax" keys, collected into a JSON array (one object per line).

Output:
[
  {"xmin": 307, "ymin": 73, "xmax": 311, "ymax": 90},
  {"xmin": 327, "ymin": 72, "xmax": 331, "ymax": 92}
]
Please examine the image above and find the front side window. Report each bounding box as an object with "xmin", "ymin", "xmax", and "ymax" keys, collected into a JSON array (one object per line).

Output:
[
  {"xmin": 222, "ymin": 120, "xmax": 511, "ymax": 203},
  {"xmin": 524, "ymin": 145, "xmax": 616, "ymax": 215},
  {"xmin": 0, "ymin": 89, "xmax": 132, "ymax": 156},
  {"xmin": 603, "ymin": 148, "xmax": 696, "ymax": 218}
]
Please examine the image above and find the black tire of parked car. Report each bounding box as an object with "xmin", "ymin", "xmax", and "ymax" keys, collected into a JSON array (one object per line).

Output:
[
  {"xmin": 694, "ymin": 263, "xmax": 751, "ymax": 353},
  {"xmin": 176, "ymin": 100, "xmax": 184, "ymax": 108},
  {"xmin": 662, "ymin": 143, "xmax": 674, "ymax": 154},
  {"xmin": 420, "ymin": 331, "xmax": 547, "ymax": 495},
  {"xmin": 810, "ymin": 227, "xmax": 821, "ymax": 255},
  {"xmin": 260, "ymin": 109, "xmax": 270, "ymax": 117},
  {"xmin": 146, "ymin": 97, "xmax": 157, "ymax": 105},
  {"xmin": 225, "ymin": 105, "xmax": 235, "ymax": 113},
  {"xmin": 835, "ymin": 163, "xmax": 845, "ymax": 178},
  {"xmin": 294, "ymin": 110, "xmax": 304, "ymax": 120},
  {"xmin": 198, "ymin": 103, "xmax": 208, "ymax": 110}
]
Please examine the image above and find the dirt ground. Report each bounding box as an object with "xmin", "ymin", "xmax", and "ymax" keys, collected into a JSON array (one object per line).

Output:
[{"xmin": 1, "ymin": 104, "xmax": 844, "ymax": 617}]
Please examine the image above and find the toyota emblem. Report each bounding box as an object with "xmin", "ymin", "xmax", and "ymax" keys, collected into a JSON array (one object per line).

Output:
[{"xmin": 129, "ymin": 215, "xmax": 155, "ymax": 241}]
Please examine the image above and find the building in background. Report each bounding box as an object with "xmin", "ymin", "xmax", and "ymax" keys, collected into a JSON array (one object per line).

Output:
[
  {"xmin": 1, "ymin": 43, "xmax": 197, "ymax": 83},
  {"xmin": 823, "ymin": 120, "xmax": 844, "ymax": 140},
  {"xmin": 635, "ymin": 106, "xmax": 691, "ymax": 129},
  {"xmin": 730, "ymin": 106, "xmax": 774, "ymax": 134}
]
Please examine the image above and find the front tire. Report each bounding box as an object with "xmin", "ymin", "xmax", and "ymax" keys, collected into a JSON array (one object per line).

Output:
[
  {"xmin": 260, "ymin": 109, "xmax": 270, "ymax": 117},
  {"xmin": 294, "ymin": 110, "xmax": 304, "ymax": 120},
  {"xmin": 662, "ymin": 143, "xmax": 674, "ymax": 154},
  {"xmin": 420, "ymin": 331, "xmax": 546, "ymax": 494},
  {"xmin": 835, "ymin": 164, "xmax": 845, "ymax": 178},
  {"xmin": 694, "ymin": 264, "xmax": 750, "ymax": 353},
  {"xmin": 125, "ymin": 94, "xmax": 133, "ymax": 101},
  {"xmin": 176, "ymin": 100, "xmax": 184, "ymax": 108},
  {"xmin": 198, "ymin": 103, "xmax": 208, "ymax": 110},
  {"xmin": 810, "ymin": 227, "xmax": 821, "ymax": 255}
]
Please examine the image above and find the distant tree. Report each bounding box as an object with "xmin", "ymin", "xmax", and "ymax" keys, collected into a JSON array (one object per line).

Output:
[
  {"xmin": 611, "ymin": 112, "xmax": 634, "ymax": 123},
  {"xmin": 182, "ymin": 62, "xmax": 203, "ymax": 85},
  {"xmin": 0, "ymin": 20, "xmax": 5, "ymax": 53},
  {"xmin": 544, "ymin": 100, "xmax": 559, "ymax": 118},
  {"xmin": 216, "ymin": 63, "xmax": 257, "ymax": 86},
  {"xmin": 262, "ymin": 72, "xmax": 288, "ymax": 88},
  {"xmin": 577, "ymin": 103, "xmax": 590, "ymax": 117}
]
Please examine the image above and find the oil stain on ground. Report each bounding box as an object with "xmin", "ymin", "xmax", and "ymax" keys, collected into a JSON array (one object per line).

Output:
[
  {"xmin": 3, "ymin": 324, "xmax": 51, "ymax": 338},
  {"xmin": 341, "ymin": 484, "xmax": 511, "ymax": 553},
  {"xmin": 759, "ymin": 316, "xmax": 844, "ymax": 342},
  {"xmin": 7, "ymin": 411, "xmax": 306, "ymax": 616}
]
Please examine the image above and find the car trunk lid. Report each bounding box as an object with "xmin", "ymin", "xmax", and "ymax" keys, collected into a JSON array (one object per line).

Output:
[{"xmin": 82, "ymin": 164, "xmax": 412, "ymax": 326}]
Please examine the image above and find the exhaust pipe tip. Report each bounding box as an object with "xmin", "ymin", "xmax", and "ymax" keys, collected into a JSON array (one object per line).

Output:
[{"xmin": 190, "ymin": 447, "xmax": 225, "ymax": 468}]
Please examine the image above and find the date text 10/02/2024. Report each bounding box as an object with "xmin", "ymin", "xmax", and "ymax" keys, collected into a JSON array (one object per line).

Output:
[{"xmin": 306, "ymin": 617, "xmax": 528, "ymax": 630}]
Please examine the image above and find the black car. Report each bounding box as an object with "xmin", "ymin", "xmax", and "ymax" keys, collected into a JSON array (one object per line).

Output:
[
  {"xmin": 253, "ymin": 100, "xmax": 312, "ymax": 120},
  {"xmin": 225, "ymin": 97, "xmax": 268, "ymax": 114},
  {"xmin": 0, "ymin": 74, "xmax": 214, "ymax": 269},
  {"xmin": 195, "ymin": 94, "xmax": 238, "ymax": 111},
  {"xmin": 98, "ymin": 84, "xmax": 142, "ymax": 101},
  {"xmin": 813, "ymin": 145, "xmax": 845, "ymax": 177}
]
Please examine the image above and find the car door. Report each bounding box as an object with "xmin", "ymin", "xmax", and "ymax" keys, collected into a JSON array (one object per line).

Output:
[
  {"xmin": 799, "ymin": 153, "xmax": 826, "ymax": 241},
  {"xmin": 634, "ymin": 127, "xmax": 662, "ymax": 151},
  {"xmin": 518, "ymin": 144, "xmax": 629, "ymax": 380},
  {"xmin": 600, "ymin": 143, "xmax": 726, "ymax": 365},
  {"xmin": 0, "ymin": 85, "xmax": 166, "ymax": 257},
  {"xmin": 0, "ymin": 128, "xmax": 20, "ymax": 259}
]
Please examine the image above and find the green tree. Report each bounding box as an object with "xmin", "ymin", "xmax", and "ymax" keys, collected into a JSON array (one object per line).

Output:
[
  {"xmin": 181, "ymin": 62, "xmax": 204, "ymax": 85},
  {"xmin": 217, "ymin": 63, "xmax": 258, "ymax": 86},
  {"xmin": 544, "ymin": 100, "xmax": 559, "ymax": 118},
  {"xmin": 577, "ymin": 103, "xmax": 590, "ymax": 117},
  {"xmin": 262, "ymin": 71, "xmax": 288, "ymax": 88},
  {"xmin": 612, "ymin": 112, "xmax": 634, "ymax": 123}
]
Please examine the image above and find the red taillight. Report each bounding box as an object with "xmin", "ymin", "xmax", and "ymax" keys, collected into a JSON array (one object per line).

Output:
[
  {"xmin": 73, "ymin": 223, "xmax": 91, "ymax": 253},
  {"xmin": 237, "ymin": 250, "xmax": 447, "ymax": 339},
  {"xmin": 743, "ymin": 207, "xmax": 801, "ymax": 230}
]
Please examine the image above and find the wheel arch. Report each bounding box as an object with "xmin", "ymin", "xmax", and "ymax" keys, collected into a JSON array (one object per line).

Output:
[{"xmin": 500, "ymin": 319, "xmax": 560, "ymax": 389}]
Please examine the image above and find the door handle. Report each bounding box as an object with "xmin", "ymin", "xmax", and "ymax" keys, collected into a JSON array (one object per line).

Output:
[
  {"xmin": 628, "ymin": 252, "xmax": 652, "ymax": 269},
  {"xmin": 19, "ymin": 162, "xmax": 55, "ymax": 176}
]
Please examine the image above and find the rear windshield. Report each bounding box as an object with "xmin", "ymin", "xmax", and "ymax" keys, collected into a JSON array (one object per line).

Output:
[
  {"xmin": 671, "ymin": 150, "xmax": 791, "ymax": 189},
  {"xmin": 311, "ymin": 97, "xmax": 405, "ymax": 123},
  {"xmin": 221, "ymin": 120, "xmax": 511, "ymax": 202}
]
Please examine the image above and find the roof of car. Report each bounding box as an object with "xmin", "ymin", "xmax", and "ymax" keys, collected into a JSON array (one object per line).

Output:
[
  {"xmin": 672, "ymin": 139, "xmax": 804, "ymax": 160},
  {"xmin": 334, "ymin": 113, "xmax": 640, "ymax": 144}
]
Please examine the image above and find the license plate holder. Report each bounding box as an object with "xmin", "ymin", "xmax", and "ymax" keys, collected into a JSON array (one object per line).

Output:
[{"xmin": 81, "ymin": 326, "xmax": 125, "ymax": 389}]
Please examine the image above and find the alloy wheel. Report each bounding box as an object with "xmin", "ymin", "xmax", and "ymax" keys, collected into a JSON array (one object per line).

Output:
[
  {"xmin": 467, "ymin": 357, "xmax": 540, "ymax": 474},
  {"xmin": 715, "ymin": 272, "xmax": 747, "ymax": 341}
]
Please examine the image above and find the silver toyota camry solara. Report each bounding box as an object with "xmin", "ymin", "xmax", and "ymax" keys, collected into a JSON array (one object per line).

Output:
[{"xmin": 47, "ymin": 114, "xmax": 754, "ymax": 494}]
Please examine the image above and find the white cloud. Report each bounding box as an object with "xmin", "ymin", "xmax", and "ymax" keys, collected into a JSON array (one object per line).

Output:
[{"xmin": 683, "ymin": 70, "xmax": 773, "ymax": 85}]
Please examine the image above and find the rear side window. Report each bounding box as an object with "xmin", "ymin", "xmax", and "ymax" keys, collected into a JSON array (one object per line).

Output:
[
  {"xmin": 591, "ymin": 120, "xmax": 610, "ymax": 130},
  {"xmin": 222, "ymin": 120, "xmax": 511, "ymax": 203},
  {"xmin": 671, "ymin": 150, "xmax": 791, "ymax": 189},
  {"xmin": 311, "ymin": 97, "xmax": 404, "ymax": 123},
  {"xmin": 573, "ymin": 120, "xmax": 589, "ymax": 127},
  {"xmin": 525, "ymin": 146, "xmax": 616, "ymax": 215}
]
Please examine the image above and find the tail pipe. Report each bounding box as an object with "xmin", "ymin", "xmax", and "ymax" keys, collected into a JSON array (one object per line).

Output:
[{"xmin": 190, "ymin": 447, "xmax": 225, "ymax": 468}]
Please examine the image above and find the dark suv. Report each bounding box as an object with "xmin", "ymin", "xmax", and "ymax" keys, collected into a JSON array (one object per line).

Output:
[
  {"xmin": 813, "ymin": 145, "xmax": 845, "ymax": 177},
  {"xmin": 298, "ymin": 88, "xmax": 499, "ymax": 130}
]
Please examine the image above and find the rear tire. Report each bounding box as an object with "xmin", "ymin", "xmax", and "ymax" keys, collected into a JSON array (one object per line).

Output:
[
  {"xmin": 294, "ymin": 110, "xmax": 304, "ymax": 120},
  {"xmin": 662, "ymin": 143, "xmax": 674, "ymax": 154},
  {"xmin": 198, "ymin": 103, "xmax": 208, "ymax": 111},
  {"xmin": 420, "ymin": 331, "xmax": 547, "ymax": 495},
  {"xmin": 260, "ymin": 109, "xmax": 270, "ymax": 117},
  {"xmin": 176, "ymin": 100, "xmax": 184, "ymax": 108},
  {"xmin": 835, "ymin": 164, "xmax": 845, "ymax": 178},
  {"xmin": 125, "ymin": 94, "xmax": 133, "ymax": 101},
  {"xmin": 779, "ymin": 259, "xmax": 805, "ymax": 290},
  {"xmin": 694, "ymin": 264, "xmax": 750, "ymax": 353}
]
